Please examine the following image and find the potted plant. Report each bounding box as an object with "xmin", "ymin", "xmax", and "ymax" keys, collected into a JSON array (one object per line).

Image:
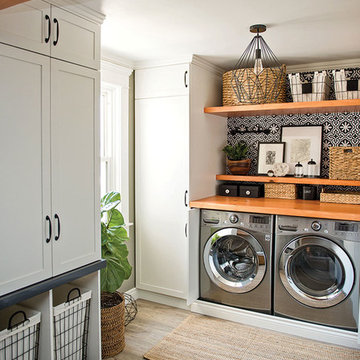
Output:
[
  {"xmin": 223, "ymin": 141, "xmax": 251, "ymax": 175},
  {"xmin": 100, "ymin": 191, "xmax": 132, "ymax": 358}
]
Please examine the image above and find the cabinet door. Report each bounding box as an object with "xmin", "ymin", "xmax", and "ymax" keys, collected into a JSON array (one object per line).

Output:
[
  {"xmin": 135, "ymin": 64, "xmax": 189, "ymax": 99},
  {"xmin": 135, "ymin": 96, "xmax": 189, "ymax": 299},
  {"xmin": 0, "ymin": 0, "xmax": 50, "ymax": 56},
  {"xmin": 51, "ymin": 59, "xmax": 100, "ymax": 275},
  {"xmin": 50, "ymin": 6, "xmax": 100, "ymax": 69},
  {"xmin": 0, "ymin": 44, "xmax": 52, "ymax": 296}
]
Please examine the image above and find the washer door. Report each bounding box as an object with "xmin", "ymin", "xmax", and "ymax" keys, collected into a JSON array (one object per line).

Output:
[
  {"xmin": 203, "ymin": 228, "xmax": 266, "ymax": 293},
  {"xmin": 279, "ymin": 236, "xmax": 354, "ymax": 308}
]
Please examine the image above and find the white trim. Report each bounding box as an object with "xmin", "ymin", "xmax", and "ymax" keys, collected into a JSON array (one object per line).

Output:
[
  {"xmin": 125, "ymin": 287, "xmax": 139, "ymax": 300},
  {"xmin": 287, "ymin": 58, "xmax": 360, "ymax": 73},
  {"xmin": 136, "ymin": 289, "xmax": 190, "ymax": 310},
  {"xmin": 134, "ymin": 55, "xmax": 224, "ymax": 76},
  {"xmin": 102, "ymin": 55, "xmax": 135, "ymax": 71},
  {"xmin": 45, "ymin": 0, "xmax": 105, "ymax": 24},
  {"xmin": 191, "ymin": 300, "xmax": 360, "ymax": 349}
]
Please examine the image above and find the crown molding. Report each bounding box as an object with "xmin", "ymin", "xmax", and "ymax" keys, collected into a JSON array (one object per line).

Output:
[
  {"xmin": 287, "ymin": 58, "xmax": 360, "ymax": 73},
  {"xmin": 101, "ymin": 59, "xmax": 133, "ymax": 77},
  {"xmin": 191, "ymin": 55, "xmax": 225, "ymax": 76},
  {"xmin": 46, "ymin": 0, "xmax": 105, "ymax": 24},
  {"xmin": 101, "ymin": 55, "xmax": 135, "ymax": 71},
  {"xmin": 134, "ymin": 55, "xmax": 193, "ymax": 70}
]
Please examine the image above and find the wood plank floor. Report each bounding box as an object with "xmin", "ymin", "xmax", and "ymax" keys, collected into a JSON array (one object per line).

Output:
[{"xmin": 108, "ymin": 299, "xmax": 190, "ymax": 360}]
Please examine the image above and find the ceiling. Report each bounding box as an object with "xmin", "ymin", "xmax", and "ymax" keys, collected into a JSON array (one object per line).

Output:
[{"xmin": 82, "ymin": 0, "xmax": 360, "ymax": 70}]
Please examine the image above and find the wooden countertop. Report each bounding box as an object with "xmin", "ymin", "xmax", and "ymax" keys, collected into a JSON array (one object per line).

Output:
[{"xmin": 190, "ymin": 196, "xmax": 360, "ymax": 221}]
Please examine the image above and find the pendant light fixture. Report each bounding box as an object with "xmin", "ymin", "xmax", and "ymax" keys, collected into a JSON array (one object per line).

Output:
[{"xmin": 230, "ymin": 24, "xmax": 286, "ymax": 105}]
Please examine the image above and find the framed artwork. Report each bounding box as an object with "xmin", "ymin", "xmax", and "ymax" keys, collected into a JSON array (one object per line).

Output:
[
  {"xmin": 257, "ymin": 142, "xmax": 286, "ymax": 175},
  {"xmin": 281, "ymin": 125, "xmax": 323, "ymax": 176}
]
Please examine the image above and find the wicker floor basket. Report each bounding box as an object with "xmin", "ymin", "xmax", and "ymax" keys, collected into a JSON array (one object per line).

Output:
[
  {"xmin": 101, "ymin": 292, "xmax": 125, "ymax": 359},
  {"xmin": 223, "ymin": 65, "xmax": 287, "ymax": 105},
  {"xmin": 329, "ymin": 147, "xmax": 360, "ymax": 180},
  {"xmin": 265, "ymin": 183, "xmax": 297, "ymax": 200},
  {"xmin": 320, "ymin": 191, "xmax": 360, "ymax": 205}
]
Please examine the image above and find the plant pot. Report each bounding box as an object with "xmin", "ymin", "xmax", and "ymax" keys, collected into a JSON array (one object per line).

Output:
[
  {"xmin": 226, "ymin": 158, "xmax": 251, "ymax": 175},
  {"xmin": 101, "ymin": 292, "xmax": 125, "ymax": 358}
]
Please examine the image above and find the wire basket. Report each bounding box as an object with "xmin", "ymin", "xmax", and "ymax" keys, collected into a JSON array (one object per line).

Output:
[
  {"xmin": 333, "ymin": 69, "xmax": 360, "ymax": 100},
  {"xmin": 0, "ymin": 305, "xmax": 41, "ymax": 360},
  {"xmin": 53, "ymin": 285, "xmax": 91, "ymax": 360},
  {"xmin": 288, "ymin": 71, "xmax": 331, "ymax": 102}
]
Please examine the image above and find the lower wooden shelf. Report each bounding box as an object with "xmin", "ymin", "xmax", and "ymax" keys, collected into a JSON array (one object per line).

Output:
[{"xmin": 190, "ymin": 196, "xmax": 360, "ymax": 221}]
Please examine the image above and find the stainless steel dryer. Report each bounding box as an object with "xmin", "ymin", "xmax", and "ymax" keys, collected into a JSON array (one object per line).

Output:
[
  {"xmin": 275, "ymin": 215, "xmax": 360, "ymax": 331},
  {"xmin": 200, "ymin": 210, "xmax": 273, "ymax": 313}
]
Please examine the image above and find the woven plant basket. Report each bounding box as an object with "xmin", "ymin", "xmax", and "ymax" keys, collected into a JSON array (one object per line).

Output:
[
  {"xmin": 265, "ymin": 183, "xmax": 297, "ymax": 200},
  {"xmin": 223, "ymin": 65, "xmax": 287, "ymax": 106},
  {"xmin": 329, "ymin": 146, "xmax": 360, "ymax": 180},
  {"xmin": 320, "ymin": 190, "xmax": 360, "ymax": 205},
  {"xmin": 101, "ymin": 292, "xmax": 125, "ymax": 359}
]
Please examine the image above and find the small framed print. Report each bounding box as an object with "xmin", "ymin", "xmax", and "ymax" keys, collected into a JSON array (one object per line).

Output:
[
  {"xmin": 257, "ymin": 142, "xmax": 286, "ymax": 175},
  {"xmin": 281, "ymin": 125, "xmax": 323, "ymax": 176}
]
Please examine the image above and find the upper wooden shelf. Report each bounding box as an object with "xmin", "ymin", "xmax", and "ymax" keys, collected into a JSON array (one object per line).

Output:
[
  {"xmin": 204, "ymin": 99, "xmax": 360, "ymax": 117},
  {"xmin": 216, "ymin": 175, "xmax": 360, "ymax": 187}
]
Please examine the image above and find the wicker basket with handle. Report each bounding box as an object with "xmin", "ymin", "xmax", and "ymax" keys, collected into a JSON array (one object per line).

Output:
[
  {"xmin": 320, "ymin": 190, "xmax": 360, "ymax": 205},
  {"xmin": 329, "ymin": 147, "xmax": 360, "ymax": 180},
  {"xmin": 222, "ymin": 65, "xmax": 287, "ymax": 106},
  {"xmin": 264, "ymin": 183, "xmax": 297, "ymax": 200}
]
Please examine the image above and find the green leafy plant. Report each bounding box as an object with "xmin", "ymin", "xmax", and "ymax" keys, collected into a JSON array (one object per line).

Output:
[
  {"xmin": 100, "ymin": 191, "xmax": 132, "ymax": 294},
  {"xmin": 222, "ymin": 142, "xmax": 249, "ymax": 161}
]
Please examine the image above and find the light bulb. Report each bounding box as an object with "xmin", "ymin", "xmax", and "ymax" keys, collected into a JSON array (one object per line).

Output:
[{"xmin": 254, "ymin": 58, "xmax": 263, "ymax": 75}]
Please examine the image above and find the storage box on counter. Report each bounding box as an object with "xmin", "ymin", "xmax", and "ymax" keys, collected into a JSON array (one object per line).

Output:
[{"xmin": 264, "ymin": 183, "xmax": 298, "ymax": 200}]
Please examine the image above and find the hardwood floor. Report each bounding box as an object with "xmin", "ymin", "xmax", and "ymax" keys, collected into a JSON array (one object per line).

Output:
[{"xmin": 108, "ymin": 299, "xmax": 190, "ymax": 360}]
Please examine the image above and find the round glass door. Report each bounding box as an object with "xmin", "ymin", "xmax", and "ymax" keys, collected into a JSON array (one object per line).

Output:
[
  {"xmin": 279, "ymin": 236, "xmax": 354, "ymax": 308},
  {"xmin": 203, "ymin": 228, "xmax": 266, "ymax": 293}
]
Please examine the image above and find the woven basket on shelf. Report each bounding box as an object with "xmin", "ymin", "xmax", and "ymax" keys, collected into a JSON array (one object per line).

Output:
[
  {"xmin": 329, "ymin": 147, "xmax": 360, "ymax": 180},
  {"xmin": 222, "ymin": 65, "xmax": 287, "ymax": 106},
  {"xmin": 265, "ymin": 183, "xmax": 297, "ymax": 200},
  {"xmin": 101, "ymin": 292, "xmax": 125, "ymax": 358},
  {"xmin": 320, "ymin": 191, "xmax": 360, "ymax": 205}
]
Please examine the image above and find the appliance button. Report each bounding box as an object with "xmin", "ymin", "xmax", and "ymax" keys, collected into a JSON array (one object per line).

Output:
[
  {"xmin": 229, "ymin": 215, "xmax": 239, "ymax": 224},
  {"xmin": 304, "ymin": 228, "xmax": 309, "ymax": 232},
  {"xmin": 265, "ymin": 234, "xmax": 271, "ymax": 241},
  {"xmin": 324, "ymin": 229, "xmax": 329, "ymax": 234},
  {"xmin": 311, "ymin": 221, "xmax": 322, "ymax": 231}
]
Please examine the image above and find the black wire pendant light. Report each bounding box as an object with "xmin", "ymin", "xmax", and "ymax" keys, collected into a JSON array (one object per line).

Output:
[{"xmin": 231, "ymin": 24, "xmax": 286, "ymax": 104}]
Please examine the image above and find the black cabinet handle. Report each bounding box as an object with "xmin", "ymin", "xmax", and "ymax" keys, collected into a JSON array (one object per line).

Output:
[
  {"xmin": 53, "ymin": 18, "xmax": 59, "ymax": 46},
  {"xmin": 45, "ymin": 15, "xmax": 51, "ymax": 43},
  {"xmin": 54, "ymin": 214, "xmax": 61, "ymax": 240},
  {"xmin": 185, "ymin": 223, "xmax": 188, "ymax": 237},
  {"xmin": 184, "ymin": 190, "xmax": 188, "ymax": 207},
  {"xmin": 184, "ymin": 71, "xmax": 188, "ymax": 88},
  {"xmin": 46, "ymin": 215, "xmax": 52, "ymax": 243}
]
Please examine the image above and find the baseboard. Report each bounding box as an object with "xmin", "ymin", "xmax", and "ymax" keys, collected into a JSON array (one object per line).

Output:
[
  {"xmin": 125, "ymin": 287, "xmax": 139, "ymax": 300},
  {"xmin": 133, "ymin": 289, "xmax": 190, "ymax": 310},
  {"xmin": 191, "ymin": 300, "xmax": 360, "ymax": 349}
]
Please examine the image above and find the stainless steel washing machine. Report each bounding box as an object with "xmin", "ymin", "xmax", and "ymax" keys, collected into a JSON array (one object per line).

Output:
[
  {"xmin": 274, "ymin": 215, "xmax": 360, "ymax": 331},
  {"xmin": 200, "ymin": 209, "xmax": 273, "ymax": 313}
]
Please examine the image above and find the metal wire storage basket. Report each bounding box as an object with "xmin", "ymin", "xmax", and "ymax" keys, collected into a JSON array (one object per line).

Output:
[
  {"xmin": 288, "ymin": 71, "xmax": 331, "ymax": 102},
  {"xmin": 333, "ymin": 69, "xmax": 360, "ymax": 100},
  {"xmin": 0, "ymin": 305, "xmax": 41, "ymax": 360},
  {"xmin": 53, "ymin": 285, "xmax": 91, "ymax": 360}
]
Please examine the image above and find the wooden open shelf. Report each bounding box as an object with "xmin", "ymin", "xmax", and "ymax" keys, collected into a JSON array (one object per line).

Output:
[
  {"xmin": 0, "ymin": 0, "xmax": 29, "ymax": 10},
  {"xmin": 190, "ymin": 196, "xmax": 360, "ymax": 221},
  {"xmin": 204, "ymin": 99, "xmax": 360, "ymax": 117},
  {"xmin": 216, "ymin": 175, "xmax": 360, "ymax": 187}
]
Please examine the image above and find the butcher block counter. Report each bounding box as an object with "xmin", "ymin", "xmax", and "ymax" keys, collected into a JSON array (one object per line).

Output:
[{"xmin": 189, "ymin": 196, "xmax": 360, "ymax": 222}]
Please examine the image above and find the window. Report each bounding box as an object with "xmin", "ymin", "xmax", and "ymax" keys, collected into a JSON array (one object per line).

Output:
[{"xmin": 100, "ymin": 84, "xmax": 120, "ymax": 197}]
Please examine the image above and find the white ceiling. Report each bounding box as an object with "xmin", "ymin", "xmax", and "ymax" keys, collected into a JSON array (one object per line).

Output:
[{"xmin": 83, "ymin": 0, "xmax": 360, "ymax": 70}]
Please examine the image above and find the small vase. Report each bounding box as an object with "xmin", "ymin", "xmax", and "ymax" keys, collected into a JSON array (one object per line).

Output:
[{"xmin": 226, "ymin": 158, "xmax": 251, "ymax": 175}]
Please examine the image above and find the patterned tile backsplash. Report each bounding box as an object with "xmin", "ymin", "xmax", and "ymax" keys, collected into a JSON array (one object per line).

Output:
[{"xmin": 227, "ymin": 67, "xmax": 360, "ymax": 178}]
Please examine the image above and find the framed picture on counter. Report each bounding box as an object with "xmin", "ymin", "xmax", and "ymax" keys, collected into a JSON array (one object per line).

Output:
[
  {"xmin": 257, "ymin": 142, "xmax": 285, "ymax": 175},
  {"xmin": 281, "ymin": 125, "xmax": 323, "ymax": 176}
]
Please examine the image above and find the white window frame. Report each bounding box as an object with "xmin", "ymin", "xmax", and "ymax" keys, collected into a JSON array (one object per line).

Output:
[{"xmin": 101, "ymin": 60, "xmax": 133, "ymax": 226}]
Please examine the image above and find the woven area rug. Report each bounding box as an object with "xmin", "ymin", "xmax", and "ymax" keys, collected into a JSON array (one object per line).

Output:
[{"xmin": 144, "ymin": 314, "xmax": 360, "ymax": 360}]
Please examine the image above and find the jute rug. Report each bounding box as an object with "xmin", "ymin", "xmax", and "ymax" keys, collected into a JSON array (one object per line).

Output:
[{"xmin": 144, "ymin": 314, "xmax": 360, "ymax": 360}]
